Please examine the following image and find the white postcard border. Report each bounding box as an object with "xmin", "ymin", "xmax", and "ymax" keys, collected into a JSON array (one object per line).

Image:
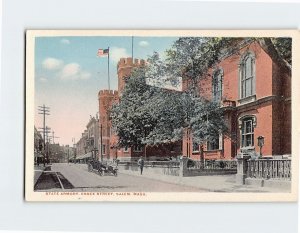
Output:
[{"xmin": 26, "ymin": 29, "xmax": 300, "ymax": 202}]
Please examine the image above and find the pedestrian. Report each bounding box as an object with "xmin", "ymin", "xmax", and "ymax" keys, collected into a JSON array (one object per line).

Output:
[{"xmin": 137, "ymin": 156, "xmax": 145, "ymax": 175}]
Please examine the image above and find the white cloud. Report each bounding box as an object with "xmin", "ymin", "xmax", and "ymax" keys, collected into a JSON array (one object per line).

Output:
[
  {"xmin": 60, "ymin": 39, "xmax": 70, "ymax": 45},
  {"xmin": 80, "ymin": 71, "xmax": 91, "ymax": 80},
  {"xmin": 110, "ymin": 47, "xmax": 130, "ymax": 63},
  {"xmin": 42, "ymin": 58, "xmax": 63, "ymax": 70},
  {"xmin": 139, "ymin": 40, "xmax": 149, "ymax": 47},
  {"xmin": 61, "ymin": 63, "xmax": 80, "ymax": 78},
  {"xmin": 39, "ymin": 77, "xmax": 48, "ymax": 83},
  {"xmin": 60, "ymin": 63, "xmax": 91, "ymax": 80}
]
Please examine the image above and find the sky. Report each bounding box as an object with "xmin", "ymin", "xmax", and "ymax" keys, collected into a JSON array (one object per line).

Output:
[{"xmin": 34, "ymin": 36, "xmax": 179, "ymax": 146}]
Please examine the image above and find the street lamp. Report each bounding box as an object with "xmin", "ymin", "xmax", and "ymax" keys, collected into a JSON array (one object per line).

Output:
[{"xmin": 257, "ymin": 136, "xmax": 264, "ymax": 157}]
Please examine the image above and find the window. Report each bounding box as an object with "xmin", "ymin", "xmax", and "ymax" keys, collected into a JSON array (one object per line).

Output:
[
  {"xmin": 207, "ymin": 137, "xmax": 220, "ymax": 151},
  {"xmin": 212, "ymin": 69, "xmax": 223, "ymax": 103},
  {"xmin": 134, "ymin": 145, "xmax": 143, "ymax": 152},
  {"xmin": 240, "ymin": 52, "xmax": 255, "ymax": 99},
  {"xmin": 241, "ymin": 117, "xmax": 254, "ymax": 148},
  {"xmin": 102, "ymin": 144, "xmax": 106, "ymax": 155},
  {"xmin": 124, "ymin": 146, "xmax": 129, "ymax": 152},
  {"xmin": 192, "ymin": 142, "xmax": 199, "ymax": 152},
  {"xmin": 89, "ymin": 138, "xmax": 94, "ymax": 147}
]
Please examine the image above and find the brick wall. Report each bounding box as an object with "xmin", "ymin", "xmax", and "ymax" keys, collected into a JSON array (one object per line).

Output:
[{"xmin": 182, "ymin": 41, "xmax": 291, "ymax": 160}]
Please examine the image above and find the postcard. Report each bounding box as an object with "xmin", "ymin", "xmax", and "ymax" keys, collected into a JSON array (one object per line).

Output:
[{"xmin": 25, "ymin": 30, "xmax": 299, "ymax": 201}]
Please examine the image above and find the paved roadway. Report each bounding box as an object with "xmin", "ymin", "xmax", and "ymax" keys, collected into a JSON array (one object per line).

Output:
[{"xmin": 50, "ymin": 163, "xmax": 206, "ymax": 192}]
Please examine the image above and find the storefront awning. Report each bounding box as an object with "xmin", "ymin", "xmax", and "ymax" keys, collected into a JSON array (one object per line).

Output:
[{"xmin": 76, "ymin": 152, "xmax": 92, "ymax": 160}]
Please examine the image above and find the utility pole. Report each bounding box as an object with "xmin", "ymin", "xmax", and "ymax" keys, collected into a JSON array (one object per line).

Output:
[
  {"xmin": 132, "ymin": 36, "xmax": 134, "ymax": 60},
  {"xmin": 45, "ymin": 126, "xmax": 51, "ymax": 165},
  {"xmin": 100, "ymin": 124, "xmax": 103, "ymax": 162},
  {"xmin": 108, "ymin": 46, "xmax": 110, "ymax": 90},
  {"xmin": 38, "ymin": 105, "xmax": 50, "ymax": 166},
  {"xmin": 38, "ymin": 126, "xmax": 51, "ymax": 166},
  {"xmin": 72, "ymin": 137, "xmax": 76, "ymax": 163}
]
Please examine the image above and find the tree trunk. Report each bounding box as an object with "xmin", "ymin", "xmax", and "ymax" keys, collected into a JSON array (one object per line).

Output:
[{"xmin": 258, "ymin": 38, "xmax": 291, "ymax": 75}]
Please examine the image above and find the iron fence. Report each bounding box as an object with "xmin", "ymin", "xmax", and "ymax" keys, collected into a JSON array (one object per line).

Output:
[
  {"xmin": 118, "ymin": 160, "xmax": 180, "ymax": 168},
  {"xmin": 188, "ymin": 160, "xmax": 237, "ymax": 170},
  {"xmin": 247, "ymin": 159, "xmax": 291, "ymax": 180}
]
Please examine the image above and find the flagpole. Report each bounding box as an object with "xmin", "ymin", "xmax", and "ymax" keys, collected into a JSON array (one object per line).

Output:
[
  {"xmin": 132, "ymin": 36, "xmax": 134, "ymax": 60},
  {"xmin": 108, "ymin": 46, "xmax": 110, "ymax": 90}
]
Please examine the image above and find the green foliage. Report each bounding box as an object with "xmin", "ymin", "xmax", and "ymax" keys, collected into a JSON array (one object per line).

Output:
[
  {"xmin": 111, "ymin": 64, "xmax": 189, "ymax": 147},
  {"xmin": 190, "ymin": 98, "xmax": 227, "ymax": 144},
  {"xmin": 110, "ymin": 68, "xmax": 158, "ymax": 147},
  {"xmin": 165, "ymin": 37, "xmax": 291, "ymax": 86},
  {"xmin": 165, "ymin": 37, "xmax": 240, "ymax": 81},
  {"xmin": 111, "ymin": 36, "xmax": 291, "ymax": 148},
  {"xmin": 271, "ymin": 37, "xmax": 292, "ymax": 65}
]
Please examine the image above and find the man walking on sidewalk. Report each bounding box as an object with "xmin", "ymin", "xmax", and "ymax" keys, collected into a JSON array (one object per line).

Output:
[{"xmin": 137, "ymin": 156, "xmax": 145, "ymax": 175}]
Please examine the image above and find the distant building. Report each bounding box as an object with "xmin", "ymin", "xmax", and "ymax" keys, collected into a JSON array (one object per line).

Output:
[
  {"xmin": 34, "ymin": 126, "xmax": 43, "ymax": 164},
  {"xmin": 76, "ymin": 114, "xmax": 100, "ymax": 162},
  {"xmin": 76, "ymin": 130, "xmax": 88, "ymax": 157},
  {"xmin": 86, "ymin": 115, "xmax": 99, "ymax": 156}
]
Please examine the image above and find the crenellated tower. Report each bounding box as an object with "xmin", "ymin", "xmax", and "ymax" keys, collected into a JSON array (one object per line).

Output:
[
  {"xmin": 98, "ymin": 57, "xmax": 146, "ymax": 160},
  {"xmin": 117, "ymin": 57, "xmax": 145, "ymax": 93}
]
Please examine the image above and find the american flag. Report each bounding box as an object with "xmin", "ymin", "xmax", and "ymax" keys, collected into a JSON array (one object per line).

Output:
[{"xmin": 97, "ymin": 48, "xmax": 109, "ymax": 57}]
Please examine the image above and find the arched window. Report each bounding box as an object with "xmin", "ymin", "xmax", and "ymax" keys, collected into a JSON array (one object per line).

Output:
[
  {"xmin": 240, "ymin": 52, "xmax": 255, "ymax": 99},
  {"xmin": 212, "ymin": 69, "xmax": 223, "ymax": 103}
]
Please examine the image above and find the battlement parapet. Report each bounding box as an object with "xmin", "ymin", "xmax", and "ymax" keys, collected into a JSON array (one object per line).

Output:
[
  {"xmin": 117, "ymin": 57, "xmax": 145, "ymax": 69},
  {"xmin": 98, "ymin": 89, "xmax": 119, "ymax": 97}
]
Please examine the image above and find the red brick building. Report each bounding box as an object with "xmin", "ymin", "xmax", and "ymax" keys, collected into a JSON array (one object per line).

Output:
[
  {"xmin": 99, "ymin": 40, "xmax": 291, "ymax": 161},
  {"xmin": 183, "ymin": 41, "xmax": 291, "ymax": 160}
]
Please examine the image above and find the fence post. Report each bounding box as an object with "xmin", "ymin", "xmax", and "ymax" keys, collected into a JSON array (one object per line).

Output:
[
  {"xmin": 179, "ymin": 157, "xmax": 188, "ymax": 177},
  {"xmin": 235, "ymin": 153, "xmax": 251, "ymax": 184}
]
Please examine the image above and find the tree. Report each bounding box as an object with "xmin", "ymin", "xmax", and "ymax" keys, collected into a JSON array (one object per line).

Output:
[
  {"xmin": 144, "ymin": 90, "xmax": 186, "ymax": 145},
  {"xmin": 165, "ymin": 37, "xmax": 291, "ymax": 88},
  {"xmin": 165, "ymin": 37, "xmax": 236, "ymax": 93},
  {"xmin": 111, "ymin": 64, "xmax": 188, "ymax": 149},
  {"xmin": 190, "ymin": 98, "xmax": 227, "ymax": 145},
  {"xmin": 258, "ymin": 37, "xmax": 291, "ymax": 73},
  {"xmin": 110, "ymin": 68, "xmax": 158, "ymax": 148}
]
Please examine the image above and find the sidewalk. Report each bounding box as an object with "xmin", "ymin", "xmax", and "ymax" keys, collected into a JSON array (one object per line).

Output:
[
  {"xmin": 34, "ymin": 164, "xmax": 49, "ymax": 185},
  {"xmin": 118, "ymin": 169, "xmax": 290, "ymax": 193}
]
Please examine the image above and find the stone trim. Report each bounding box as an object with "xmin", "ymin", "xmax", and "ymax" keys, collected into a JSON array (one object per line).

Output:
[
  {"xmin": 237, "ymin": 94, "xmax": 256, "ymax": 105},
  {"xmin": 236, "ymin": 95, "xmax": 280, "ymax": 111},
  {"xmin": 238, "ymin": 115, "xmax": 257, "ymax": 129}
]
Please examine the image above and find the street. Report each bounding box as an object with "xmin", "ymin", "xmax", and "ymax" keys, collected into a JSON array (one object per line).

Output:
[{"xmin": 35, "ymin": 163, "xmax": 207, "ymax": 192}]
